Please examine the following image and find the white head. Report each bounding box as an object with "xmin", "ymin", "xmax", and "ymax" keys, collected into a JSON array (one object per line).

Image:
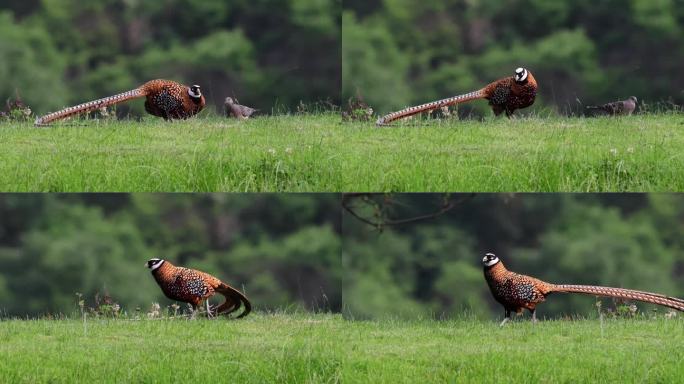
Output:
[
  {"xmin": 146, "ymin": 258, "xmax": 165, "ymax": 271},
  {"xmin": 188, "ymin": 85, "xmax": 202, "ymax": 99},
  {"xmin": 514, "ymin": 67, "xmax": 528, "ymax": 83},
  {"xmin": 225, "ymin": 97, "xmax": 235, "ymax": 105},
  {"xmin": 482, "ymin": 253, "xmax": 500, "ymax": 267},
  {"xmin": 629, "ymin": 96, "xmax": 638, "ymax": 103}
]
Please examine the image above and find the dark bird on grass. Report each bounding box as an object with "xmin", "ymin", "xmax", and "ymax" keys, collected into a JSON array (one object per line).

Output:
[
  {"xmin": 35, "ymin": 79, "xmax": 205, "ymax": 125},
  {"xmin": 225, "ymin": 97, "xmax": 258, "ymax": 120},
  {"xmin": 482, "ymin": 253, "xmax": 684, "ymax": 326},
  {"xmin": 376, "ymin": 67, "xmax": 537, "ymax": 125},
  {"xmin": 586, "ymin": 96, "xmax": 637, "ymax": 116},
  {"xmin": 146, "ymin": 258, "xmax": 251, "ymax": 319}
]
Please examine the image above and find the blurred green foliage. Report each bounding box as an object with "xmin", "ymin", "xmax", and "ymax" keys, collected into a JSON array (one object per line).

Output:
[
  {"xmin": 343, "ymin": 194, "xmax": 684, "ymax": 319},
  {"xmin": 343, "ymin": 0, "xmax": 684, "ymax": 116},
  {"xmin": 0, "ymin": 194, "xmax": 341, "ymax": 316},
  {"xmin": 0, "ymin": 0, "xmax": 340, "ymax": 116}
]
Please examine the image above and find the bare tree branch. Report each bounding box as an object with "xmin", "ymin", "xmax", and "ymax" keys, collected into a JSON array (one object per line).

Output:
[{"xmin": 342, "ymin": 193, "xmax": 476, "ymax": 230}]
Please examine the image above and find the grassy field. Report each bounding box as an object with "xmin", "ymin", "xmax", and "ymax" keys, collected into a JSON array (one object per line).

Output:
[
  {"xmin": 0, "ymin": 313, "xmax": 343, "ymax": 383},
  {"xmin": 1, "ymin": 314, "xmax": 682, "ymax": 383},
  {"xmin": 0, "ymin": 113, "xmax": 683, "ymax": 191},
  {"xmin": 342, "ymin": 317, "xmax": 684, "ymax": 383}
]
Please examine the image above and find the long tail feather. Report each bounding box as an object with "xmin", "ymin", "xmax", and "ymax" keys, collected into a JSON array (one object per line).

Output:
[
  {"xmin": 553, "ymin": 284, "xmax": 684, "ymax": 312},
  {"xmin": 34, "ymin": 88, "xmax": 144, "ymax": 126},
  {"xmin": 215, "ymin": 283, "xmax": 252, "ymax": 318},
  {"xmin": 376, "ymin": 89, "xmax": 485, "ymax": 125}
]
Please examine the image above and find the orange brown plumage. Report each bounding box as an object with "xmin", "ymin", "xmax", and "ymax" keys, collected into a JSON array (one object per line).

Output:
[
  {"xmin": 35, "ymin": 79, "xmax": 205, "ymax": 125},
  {"xmin": 146, "ymin": 258, "xmax": 250, "ymax": 318},
  {"xmin": 376, "ymin": 68, "xmax": 537, "ymax": 125},
  {"xmin": 482, "ymin": 253, "xmax": 683, "ymax": 325}
]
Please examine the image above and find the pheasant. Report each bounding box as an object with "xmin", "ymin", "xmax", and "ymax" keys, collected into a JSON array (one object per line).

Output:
[
  {"xmin": 34, "ymin": 79, "xmax": 206, "ymax": 125},
  {"xmin": 586, "ymin": 96, "xmax": 637, "ymax": 116},
  {"xmin": 224, "ymin": 97, "xmax": 257, "ymax": 119},
  {"xmin": 376, "ymin": 67, "xmax": 537, "ymax": 125},
  {"xmin": 146, "ymin": 258, "xmax": 251, "ymax": 319},
  {"xmin": 482, "ymin": 253, "xmax": 684, "ymax": 326}
]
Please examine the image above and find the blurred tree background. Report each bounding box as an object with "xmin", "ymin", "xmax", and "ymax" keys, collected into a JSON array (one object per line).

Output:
[
  {"xmin": 0, "ymin": 0, "xmax": 340, "ymax": 117},
  {"xmin": 3, "ymin": 193, "xmax": 683, "ymax": 320},
  {"xmin": 343, "ymin": 194, "xmax": 684, "ymax": 320},
  {"xmin": 343, "ymin": 0, "xmax": 684, "ymax": 117},
  {"xmin": 0, "ymin": 194, "xmax": 341, "ymax": 317}
]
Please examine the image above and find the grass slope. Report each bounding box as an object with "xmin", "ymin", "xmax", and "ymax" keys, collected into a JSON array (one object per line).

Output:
[
  {"xmin": 1, "ymin": 314, "xmax": 682, "ymax": 383},
  {"xmin": 0, "ymin": 114, "xmax": 682, "ymax": 191}
]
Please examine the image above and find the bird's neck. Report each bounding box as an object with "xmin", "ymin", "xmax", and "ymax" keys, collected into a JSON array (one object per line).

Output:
[
  {"xmin": 484, "ymin": 261, "xmax": 508, "ymax": 282},
  {"xmin": 514, "ymin": 74, "xmax": 536, "ymax": 89},
  {"xmin": 526, "ymin": 74, "xmax": 537, "ymax": 88},
  {"xmin": 152, "ymin": 260, "xmax": 174, "ymax": 275}
]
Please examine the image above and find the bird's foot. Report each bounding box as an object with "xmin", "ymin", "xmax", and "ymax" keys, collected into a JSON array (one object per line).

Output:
[
  {"xmin": 207, "ymin": 305, "xmax": 218, "ymax": 319},
  {"xmin": 204, "ymin": 301, "xmax": 218, "ymax": 319}
]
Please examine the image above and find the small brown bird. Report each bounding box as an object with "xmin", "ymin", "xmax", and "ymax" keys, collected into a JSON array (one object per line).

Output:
[
  {"xmin": 35, "ymin": 79, "xmax": 206, "ymax": 125},
  {"xmin": 587, "ymin": 96, "xmax": 637, "ymax": 116},
  {"xmin": 482, "ymin": 253, "xmax": 684, "ymax": 326},
  {"xmin": 146, "ymin": 258, "xmax": 251, "ymax": 319},
  {"xmin": 225, "ymin": 97, "xmax": 257, "ymax": 120},
  {"xmin": 376, "ymin": 67, "xmax": 538, "ymax": 125}
]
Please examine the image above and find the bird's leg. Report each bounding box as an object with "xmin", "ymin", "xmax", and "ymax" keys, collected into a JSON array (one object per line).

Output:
[
  {"xmin": 205, "ymin": 299, "xmax": 214, "ymax": 319},
  {"xmin": 500, "ymin": 310, "xmax": 511, "ymax": 327},
  {"xmin": 531, "ymin": 309, "xmax": 538, "ymax": 324},
  {"xmin": 190, "ymin": 304, "xmax": 198, "ymax": 320}
]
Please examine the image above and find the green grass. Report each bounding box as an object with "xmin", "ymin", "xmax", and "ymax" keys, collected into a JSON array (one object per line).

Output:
[
  {"xmin": 2, "ymin": 314, "xmax": 682, "ymax": 383},
  {"xmin": 0, "ymin": 313, "xmax": 343, "ymax": 383},
  {"xmin": 342, "ymin": 317, "xmax": 684, "ymax": 383},
  {"xmin": 1, "ymin": 114, "xmax": 683, "ymax": 191}
]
